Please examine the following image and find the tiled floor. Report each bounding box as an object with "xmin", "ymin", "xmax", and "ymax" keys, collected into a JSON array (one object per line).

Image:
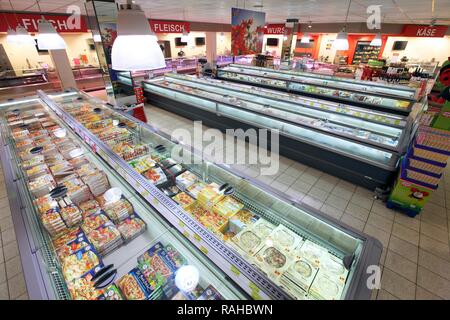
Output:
[
  {"xmin": 144, "ymin": 104, "xmax": 450, "ymax": 300},
  {"xmin": 0, "ymin": 165, "xmax": 28, "ymax": 300}
]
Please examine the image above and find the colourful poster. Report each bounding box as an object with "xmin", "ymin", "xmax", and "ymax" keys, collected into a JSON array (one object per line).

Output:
[{"xmin": 231, "ymin": 8, "xmax": 266, "ymax": 55}]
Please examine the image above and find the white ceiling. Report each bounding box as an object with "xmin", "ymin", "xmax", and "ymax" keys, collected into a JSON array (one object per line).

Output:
[{"xmin": 1, "ymin": 0, "xmax": 450, "ymax": 25}]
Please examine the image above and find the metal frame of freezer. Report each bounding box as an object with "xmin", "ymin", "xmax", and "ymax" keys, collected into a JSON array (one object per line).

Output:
[{"xmin": 34, "ymin": 88, "xmax": 383, "ymax": 300}]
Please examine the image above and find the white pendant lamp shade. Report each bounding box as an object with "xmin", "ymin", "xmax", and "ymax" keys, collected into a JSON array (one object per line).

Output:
[
  {"xmin": 37, "ymin": 20, "xmax": 66, "ymax": 50},
  {"xmin": 333, "ymin": 30, "xmax": 349, "ymax": 50},
  {"xmin": 6, "ymin": 28, "xmax": 18, "ymax": 45},
  {"xmin": 181, "ymin": 30, "xmax": 190, "ymax": 43},
  {"xmin": 93, "ymin": 33, "xmax": 102, "ymax": 42},
  {"xmin": 370, "ymin": 32, "xmax": 382, "ymax": 46},
  {"xmin": 301, "ymin": 32, "xmax": 310, "ymax": 43},
  {"xmin": 149, "ymin": 27, "xmax": 157, "ymax": 41},
  {"xmin": 15, "ymin": 26, "xmax": 35, "ymax": 46},
  {"xmin": 112, "ymin": 4, "xmax": 165, "ymax": 71}
]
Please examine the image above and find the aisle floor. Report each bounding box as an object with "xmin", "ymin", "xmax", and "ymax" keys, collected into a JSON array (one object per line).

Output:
[{"xmin": 143, "ymin": 104, "xmax": 450, "ymax": 300}]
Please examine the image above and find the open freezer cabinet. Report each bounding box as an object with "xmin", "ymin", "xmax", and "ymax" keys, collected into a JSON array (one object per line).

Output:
[
  {"xmin": 36, "ymin": 88, "xmax": 382, "ymax": 300},
  {"xmin": 217, "ymin": 64, "xmax": 427, "ymax": 117},
  {"xmin": 0, "ymin": 96, "xmax": 245, "ymax": 300},
  {"xmin": 141, "ymin": 74, "xmax": 401, "ymax": 190}
]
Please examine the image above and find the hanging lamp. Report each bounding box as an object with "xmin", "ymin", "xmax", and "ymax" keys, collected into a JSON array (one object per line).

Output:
[
  {"xmin": 370, "ymin": 32, "xmax": 382, "ymax": 46},
  {"xmin": 333, "ymin": 0, "xmax": 351, "ymax": 50},
  {"xmin": 111, "ymin": 0, "xmax": 166, "ymax": 71},
  {"xmin": 301, "ymin": 32, "xmax": 310, "ymax": 43},
  {"xmin": 9, "ymin": 0, "xmax": 35, "ymax": 46},
  {"xmin": 35, "ymin": 0, "xmax": 66, "ymax": 50},
  {"xmin": 180, "ymin": 8, "xmax": 190, "ymax": 43},
  {"xmin": 6, "ymin": 28, "xmax": 18, "ymax": 45}
]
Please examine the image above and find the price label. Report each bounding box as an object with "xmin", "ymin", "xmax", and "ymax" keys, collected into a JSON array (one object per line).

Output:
[
  {"xmin": 230, "ymin": 265, "xmax": 241, "ymax": 276},
  {"xmin": 178, "ymin": 221, "xmax": 186, "ymax": 228},
  {"xmin": 183, "ymin": 231, "xmax": 190, "ymax": 238},
  {"xmin": 193, "ymin": 233, "xmax": 201, "ymax": 242},
  {"xmin": 200, "ymin": 246, "xmax": 208, "ymax": 255},
  {"xmin": 141, "ymin": 190, "xmax": 150, "ymax": 198},
  {"xmin": 251, "ymin": 291, "xmax": 262, "ymax": 300}
]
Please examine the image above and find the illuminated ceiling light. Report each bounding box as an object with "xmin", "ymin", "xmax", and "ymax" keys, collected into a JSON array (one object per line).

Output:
[
  {"xmin": 334, "ymin": 29, "xmax": 349, "ymax": 50},
  {"xmin": 301, "ymin": 32, "xmax": 310, "ymax": 43},
  {"xmin": 6, "ymin": 28, "xmax": 18, "ymax": 45},
  {"xmin": 111, "ymin": 1, "xmax": 166, "ymax": 71},
  {"xmin": 37, "ymin": 20, "xmax": 66, "ymax": 50},
  {"xmin": 370, "ymin": 32, "xmax": 382, "ymax": 46},
  {"xmin": 15, "ymin": 26, "xmax": 35, "ymax": 46},
  {"xmin": 181, "ymin": 29, "xmax": 190, "ymax": 43},
  {"xmin": 333, "ymin": 0, "xmax": 351, "ymax": 50}
]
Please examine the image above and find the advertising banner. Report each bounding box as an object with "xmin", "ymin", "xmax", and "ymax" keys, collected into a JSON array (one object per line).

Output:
[
  {"xmin": 0, "ymin": 13, "xmax": 88, "ymax": 32},
  {"xmin": 231, "ymin": 8, "xmax": 266, "ymax": 55}
]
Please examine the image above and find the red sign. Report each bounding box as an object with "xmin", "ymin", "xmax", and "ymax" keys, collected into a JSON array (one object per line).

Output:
[
  {"xmin": 402, "ymin": 25, "xmax": 448, "ymax": 37},
  {"xmin": 0, "ymin": 13, "xmax": 88, "ymax": 33},
  {"xmin": 149, "ymin": 20, "xmax": 190, "ymax": 33},
  {"xmin": 264, "ymin": 24, "xmax": 286, "ymax": 35}
]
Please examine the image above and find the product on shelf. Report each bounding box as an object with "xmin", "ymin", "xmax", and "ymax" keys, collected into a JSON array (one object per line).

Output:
[
  {"xmin": 62, "ymin": 246, "xmax": 102, "ymax": 282},
  {"xmin": 175, "ymin": 170, "xmax": 198, "ymax": 189},
  {"xmin": 86, "ymin": 221, "xmax": 123, "ymax": 255},
  {"xmin": 143, "ymin": 167, "xmax": 167, "ymax": 185},
  {"xmin": 172, "ymin": 192, "xmax": 195, "ymax": 209},
  {"xmin": 103, "ymin": 198, "xmax": 133, "ymax": 223},
  {"xmin": 116, "ymin": 214, "xmax": 147, "ymax": 241},
  {"xmin": 117, "ymin": 268, "xmax": 153, "ymax": 300}
]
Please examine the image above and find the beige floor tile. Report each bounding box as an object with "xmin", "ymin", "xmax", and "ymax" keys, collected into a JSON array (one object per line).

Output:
[
  {"xmin": 274, "ymin": 172, "xmax": 297, "ymax": 186},
  {"xmin": 0, "ymin": 206, "xmax": 11, "ymax": 220},
  {"xmin": 367, "ymin": 213, "xmax": 393, "ymax": 233},
  {"xmin": 421, "ymin": 203, "xmax": 447, "ymax": 218},
  {"xmin": 377, "ymin": 289, "xmax": 399, "ymax": 300},
  {"xmin": 0, "ymin": 197, "xmax": 10, "ymax": 210},
  {"xmin": 324, "ymin": 194, "xmax": 349, "ymax": 211},
  {"xmin": 319, "ymin": 204, "xmax": 344, "ymax": 220},
  {"xmin": 269, "ymin": 180, "xmax": 290, "ymax": 193},
  {"xmin": 1, "ymin": 227, "xmax": 16, "ymax": 246},
  {"xmin": 340, "ymin": 213, "xmax": 365, "ymax": 232},
  {"xmin": 349, "ymin": 193, "xmax": 374, "ymax": 211},
  {"xmin": 420, "ymin": 221, "xmax": 449, "ymax": 245},
  {"xmin": 5, "ymin": 256, "xmax": 22, "ymax": 280},
  {"xmin": 0, "ymin": 263, "xmax": 6, "ymax": 284},
  {"xmin": 298, "ymin": 171, "xmax": 320, "ymax": 185},
  {"xmin": 384, "ymin": 250, "xmax": 417, "ymax": 282},
  {"xmin": 394, "ymin": 213, "xmax": 420, "ymax": 232},
  {"xmin": 307, "ymin": 186, "xmax": 329, "ymax": 202},
  {"xmin": 417, "ymin": 266, "xmax": 450, "ymax": 299},
  {"xmin": 7, "ymin": 273, "xmax": 26, "ymax": 300},
  {"xmin": 284, "ymin": 188, "xmax": 306, "ymax": 203},
  {"xmin": 418, "ymin": 249, "xmax": 450, "ymax": 281},
  {"xmin": 364, "ymin": 224, "xmax": 391, "ymax": 248},
  {"xmin": 420, "ymin": 211, "xmax": 448, "ymax": 232},
  {"xmin": 0, "ymin": 247, "xmax": 3, "ymax": 264},
  {"xmin": 331, "ymin": 185, "xmax": 353, "ymax": 201},
  {"xmin": 416, "ymin": 286, "xmax": 442, "ymax": 300},
  {"xmin": 392, "ymin": 223, "xmax": 420, "ymax": 246},
  {"xmin": 314, "ymin": 175, "xmax": 338, "ymax": 193},
  {"xmin": 335, "ymin": 179, "xmax": 357, "ymax": 192},
  {"xmin": 388, "ymin": 235, "xmax": 419, "ymax": 263},
  {"xmin": 371, "ymin": 201, "xmax": 395, "ymax": 221},
  {"xmin": 345, "ymin": 203, "xmax": 370, "ymax": 222},
  {"xmin": 380, "ymin": 268, "xmax": 416, "ymax": 300},
  {"xmin": 2, "ymin": 241, "xmax": 19, "ymax": 262},
  {"xmin": 0, "ymin": 216, "xmax": 13, "ymax": 231},
  {"xmin": 290, "ymin": 180, "xmax": 313, "ymax": 193},
  {"xmin": 419, "ymin": 234, "xmax": 450, "ymax": 262},
  {"xmin": 15, "ymin": 292, "xmax": 29, "ymax": 300},
  {"xmin": 0, "ymin": 282, "xmax": 9, "ymax": 300}
]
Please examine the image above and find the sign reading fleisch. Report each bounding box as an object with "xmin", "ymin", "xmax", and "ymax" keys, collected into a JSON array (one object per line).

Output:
[
  {"xmin": 0, "ymin": 13, "xmax": 88, "ymax": 33},
  {"xmin": 402, "ymin": 25, "xmax": 448, "ymax": 38},
  {"xmin": 264, "ymin": 24, "xmax": 285, "ymax": 35},
  {"xmin": 149, "ymin": 20, "xmax": 190, "ymax": 33},
  {"xmin": 231, "ymin": 8, "xmax": 266, "ymax": 55}
]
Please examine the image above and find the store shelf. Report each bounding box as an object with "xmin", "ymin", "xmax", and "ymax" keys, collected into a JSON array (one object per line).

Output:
[
  {"xmin": 0, "ymin": 96, "xmax": 245, "ymax": 300},
  {"xmin": 217, "ymin": 64, "xmax": 426, "ymax": 116},
  {"xmin": 33, "ymin": 88, "xmax": 382, "ymax": 300},
  {"xmin": 141, "ymin": 75, "xmax": 401, "ymax": 189}
]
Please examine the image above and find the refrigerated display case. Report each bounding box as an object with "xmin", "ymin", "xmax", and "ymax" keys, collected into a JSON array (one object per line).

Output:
[
  {"xmin": 0, "ymin": 97, "xmax": 245, "ymax": 300},
  {"xmin": 28, "ymin": 88, "xmax": 382, "ymax": 300},
  {"xmin": 141, "ymin": 74, "xmax": 402, "ymax": 189},
  {"xmin": 217, "ymin": 64, "xmax": 426, "ymax": 116}
]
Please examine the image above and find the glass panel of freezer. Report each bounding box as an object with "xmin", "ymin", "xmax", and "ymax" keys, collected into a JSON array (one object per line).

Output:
[
  {"xmin": 142, "ymin": 77, "xmax": 397, "ymax": 169},
  {"xmin": 217, "ymin": 65, "xmax": 415, "ymax": 113},
  {"xmin": 43, "ymin": 89, "xmax": 382, "ymax": 300},
  {"xmin": 0, "ymin": 97, "xmax": 244, "ymax": 300},
  {"xmin": 227, "ymin": 64, "xmax": 418, "ymax": 100},
  {"xmin": 163, "ymin": 74, "xmax": 407, "ymax": 152}
]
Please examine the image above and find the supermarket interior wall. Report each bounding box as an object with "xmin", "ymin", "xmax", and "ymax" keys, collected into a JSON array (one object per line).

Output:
[
  {"xmin": 0, "ymin": 32, "xmax": 99, "ymax": 71},
  {"xmin": 263, "ymin": 34, "xmax": 284, "ymax": 57},
  {"xmin": 381, "ymin": 36, "xmax": 450, "ymax": 65}
]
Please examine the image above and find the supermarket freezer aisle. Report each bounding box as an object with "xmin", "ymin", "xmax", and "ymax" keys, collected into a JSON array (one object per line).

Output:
[
  {"xmin": 144, "ymin": 103, "xmax": 450, "ymax": 301},
  {"xmin": 0, "ymin": 164, "xmax": 28, "ymax": 300}
]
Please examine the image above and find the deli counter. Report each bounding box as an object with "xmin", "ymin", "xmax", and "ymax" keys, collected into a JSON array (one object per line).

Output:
[
  {"xmin": 217, "ymin": 64, "xmax": 426, "ymax": 116},
  {"xmin": 142, "ymin": 74, "xmax": 407, "ymax": 190},
  {"xmin": 0, "ymin": 89, "xmax": 382, "ymax": 300}
]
